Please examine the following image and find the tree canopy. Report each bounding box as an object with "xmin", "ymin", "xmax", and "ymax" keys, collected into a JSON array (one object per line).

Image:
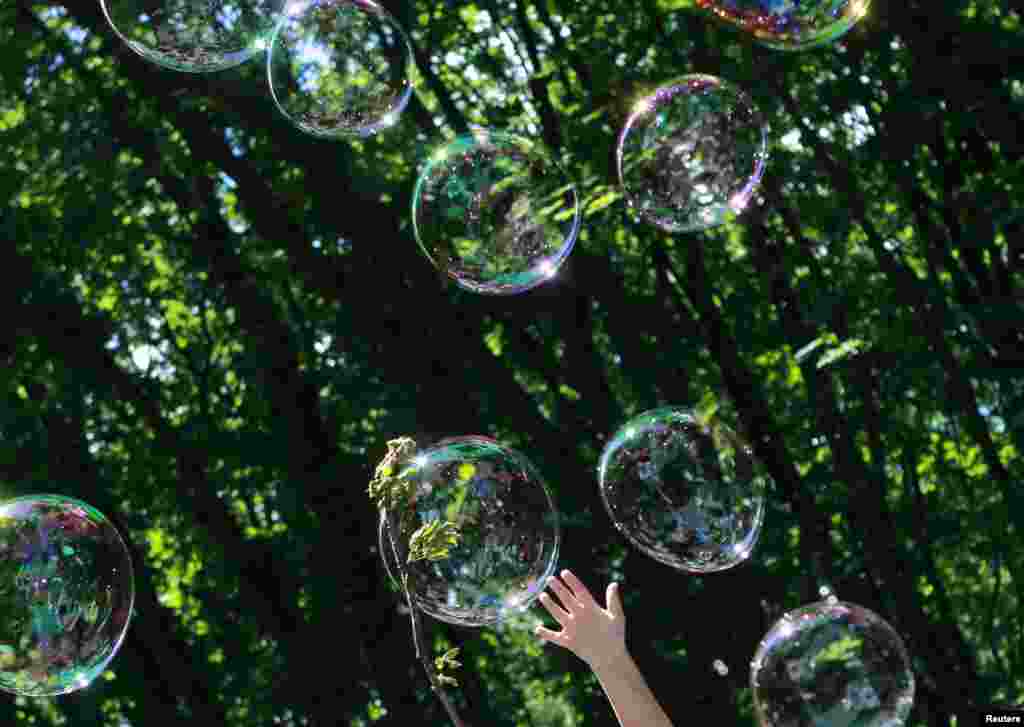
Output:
[{"xmin": 0, "ymin": 0, "xmax": 1022, "ymax": 724}]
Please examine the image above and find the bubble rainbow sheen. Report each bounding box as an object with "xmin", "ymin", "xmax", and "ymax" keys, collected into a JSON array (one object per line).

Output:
[
  {"xmin": 598, "ymin": 406, "xmax": 768, "ymax": 574},
  {"xmin": 268, "ymin": 0, "xmax": 413, "ymax": 138},
  {"xmin": 378, "ymin": 436, "xmax": 560, "ymax": 627},
  {"xmin": 751, "ymin": 600, "xmax": 915, "ymax": 727},
  {"xmin": 0, "ymin": 495, "xmax": 134, "ymax": 696},
  {"xmin": 101, "ymin": 0, "xmax": 284, "ymax": 73},
  {"xmin": 698, "ymin": 0, "xmax": 871, "ymax": 51},
  {"xmin": 412, "ymin": 129, "xmax": 580, "ymax": 295},
  {"xmin": 616, "ymin": 75, "xmax": 768, "ymax": 233}
]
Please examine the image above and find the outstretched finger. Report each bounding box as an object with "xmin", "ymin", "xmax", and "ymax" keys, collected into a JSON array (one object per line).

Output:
[
  {"xmin": 538, "ymin": 592, "xmax": 572, "ymax": 628},
  {"xmin": 534, "ymin": 625, "xmax": 565, "ymax": 644},
  {"xmin": 561, "ymin": 570, "xmax": 597, "ymax": 608},
  {"xmin": 606, "ymin": 582, "xmax": 624, "ymax": 619},
  {"xmin": 547, "ymin": 575, "xmax": 582, "ymax": 612}
]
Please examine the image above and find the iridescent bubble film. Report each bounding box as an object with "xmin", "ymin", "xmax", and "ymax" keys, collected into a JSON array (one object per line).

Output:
[
  {"xmin": 412, "ymin": 129, "xmax": 581, "ymax": 295},
  {"xmin": 699, "ymin": 0, "xmax": 871, "ymax": 51},
  {"xmin": 0, "ymin": 496, "xmax": 134, "ymax": 696},
  {"xmin": 616, "ymin": 75, "xmax": 768, "ymax": 233},
  {"xmin": 268, "ymin": 0, "xmax": 412, "ymax": 138},
  {"xmin": 378, "ymin": 436, "xmax": 560, "ymax": 627},
  {"xmin": 598, "ymin": 406, "xmax": 767, "ymax": 573},
  {"xmin": 751, "ymin": 600, "xmax": 915, "ymax": 727},
  {"xmin": 101, "ymin": 0, "xmax": 284, "ymax": 73}
]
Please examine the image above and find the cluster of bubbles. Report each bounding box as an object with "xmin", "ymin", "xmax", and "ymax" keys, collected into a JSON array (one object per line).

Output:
[
  {"xmin": 378, "ymin": 436, "xmax": 560, "ymax": 627},
  {"xmin": 0, "ymin": 496, "xmax": 134, "ymax": 696},
  {"xmin": 751, "ymin": 597, "xmax": 915, "ymax": 726},
  {"xmin": 411, "ymin": 130, "xmax": 581, "ymax": 295},
  {"xmin": 100, "ymin": 0, "xmax": 871, "ymax": 294},
  {"xmin": 102, "ymin": 0, "xmax": 411, "ymax": 135},
  {"xmin": 97, "ymin": 1, "xmax": 907, "ymax": 722},
  {"xmin": 101, "ymin": 0, "xmax": 871, "ymax": 77},
  {"xmin": 594, "ymin": 406, "xmax": 914, "ymax": 724},
  {"xmin": 374, "ymin": 409, "xmax": 913, "ymax": 724}
]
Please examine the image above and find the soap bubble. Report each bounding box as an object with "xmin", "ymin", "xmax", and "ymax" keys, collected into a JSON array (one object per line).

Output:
[
  {"xmin": 101, "ymin": 0, "xmax": 283, "ymax": 73},
  {"xmin": 378, "ymin": 436, "xmax": 560, "ymax": 627},
  {"xmin": 713, "ymin": 659, "xmax": 729, "ymax": 676},
  {"xmin": 268, "ymin": 0, "xmax": 412, "ymax": 138},
  {"xmin": 412, "ymin": 129, "xmax": 580, "ymax": 295},
  {"xmin": 616, "ymin": 75, "xmax": 768, "ymax": 233},
  {"xmin": 0, "ymin": 496, "xmax": 134, "ymax": 696},
  {"xmin": 699, "ymin": 0, "xmax": 871, "ymax": 51},
  {"xmin": 598, "ymin": 406, "xmax": 767, "ymax": 573},
  {"xmin": 751, "ymin": 601, "xmax": 914, "ymax": 727}
]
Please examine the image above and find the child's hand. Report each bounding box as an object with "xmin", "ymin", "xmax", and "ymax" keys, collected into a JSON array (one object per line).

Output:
[{"xmin": 535, "ymin": 570, "xmax": 627, "ymax": 671}]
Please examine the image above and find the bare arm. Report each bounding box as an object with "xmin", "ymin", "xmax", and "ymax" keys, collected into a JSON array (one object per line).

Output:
[{"xmin": 535, "ymin": 570, "xmax": 674, "ymax": 727}]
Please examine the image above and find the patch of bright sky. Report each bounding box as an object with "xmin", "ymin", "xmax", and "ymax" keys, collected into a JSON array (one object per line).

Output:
[
  {"xmin": 224, "ymin": 127, "xmax": 246, "ymax": 158},
  {"xmin": 485, "ymin": 33, "xmax": 530, "ymax": 81},
  {"xmin": 40, "ymin": 6, "xmax": 88, "ymax": 49},
  {"xmin": 470, "ymin": 9, "xmax": 493, "ymax": 32},
  {"xmin": 780, "ymin": 128, "xmax": 803, "ymax": 151},
  {"xmin": 214, "ymin": 3, "xmax": 242, "ymax": 31},
  {"xmin": 311, "ymin": 238, "xmax": 351, "ymax": 253},
  {"xmin": 121, "ymin": 319, "xmax": 176, "ymax": 381},
  {"xmin": 218, "ymin": 173, "xmax": 249, "ymax": 234},
  {"xmin": 314, "ymin": 334, "xmax": 332, "ymax": 355},
  {"xmin": 842, "ymin": 104, "xmax": 874, "ymax": 145},
  {"xmin": 131, "ymin": 342, "xmax": 171, "ymax": 377},
  {"xmin": 816, "ymin": 104, "xmax": 874, "ymax": 147},
  {"xmin": 293, "ymin": 40, "xmax": 333, "ymax": 94}
]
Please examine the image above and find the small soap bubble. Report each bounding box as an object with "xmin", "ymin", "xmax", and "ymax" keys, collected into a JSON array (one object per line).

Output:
[
  {"xmin": 616, "ymin": 75, "xmax": 767, "ymax": 233},
  {"xmin": 378, "ymin": 436, "xmax": 560, "ymax": 627},
  {"xmin": 101, "ymin": 0, "xmax": 284, "ymax": 72},
  {"xmin": 698, "ymin": 0, "xmax": 871, "ymax": 51},
  {"xmin": 819, "ymin": 585, "xmax": 832, "ymax": 598},
  {"xmin": 598, "ymin": 406, "xmax": 769, "ymax": 574},
  {"xmin": 713, "ymin": 659, "xmax": 729, "ymax": 676},
  {"xmin": 412, "ymin": 129, "xmax": 580, "ymax": 295},
  {"xmin": 827, "ymin": 594, "xmax": 838, "ymax": 605},
  {"xmin": 0, "ymin": 496, "xmax": 134, "ymax": 696},
  {"xmin": 750, "ymin": 600, "xmax": 914, "ymax": 727},
  {"xmin": 269, "ymin": 0, "xmax": 413, "ymax": 137}
]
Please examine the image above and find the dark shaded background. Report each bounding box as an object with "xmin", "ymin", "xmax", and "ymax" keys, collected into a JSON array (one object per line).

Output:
[{"xmin": 0, "ymin": 0, "xmax": 1021, "ymax": 724}]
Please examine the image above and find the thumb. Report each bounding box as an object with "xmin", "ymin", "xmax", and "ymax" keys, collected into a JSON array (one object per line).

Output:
[{"xmin": 606, "ymin": 582, "xmax": 625, "ymax": 619}]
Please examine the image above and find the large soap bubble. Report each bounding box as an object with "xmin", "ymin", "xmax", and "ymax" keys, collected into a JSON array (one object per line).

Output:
[
  {"xmin": 598, "ymin": 406, "xmax": 767, "ymax": 573},
  {"xmin": 101, "ymin": 0, "xmax": 283, "ymax": 73},
  {"xmin": 268, "ymin": 0, "xmax": 413, "ymax": 138},
  {"xmin": 378, "ymin": 436, "xmax": 560, "ymax": 627},
  {"xmin": 0, "ymin": 495, "xmax": 134, "ymax": 696},
  {"xmin": 617, "ymin": 75, "xmax": 768, "ymax": 233},
  {"xmin": 412, "ymin": 129, "xmax": 581, "ymax": 295},
  {"xmin": 751, "ymin": 599, "xmax": 915, "ymax": 727},
  {"xmin": 699, "ymin": 0, "xmax": 871, "ymax": 51}
]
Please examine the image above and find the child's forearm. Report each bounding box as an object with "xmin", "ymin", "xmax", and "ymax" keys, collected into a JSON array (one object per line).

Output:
[{"xmin": 591, "ymin": 650, "xmax": 674, "ymax": 727}]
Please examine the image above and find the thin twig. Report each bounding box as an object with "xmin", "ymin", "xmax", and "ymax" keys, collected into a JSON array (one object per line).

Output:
[{"xmin": 384, "ymin": 509, "xmax": 466, "ymax": 727}]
